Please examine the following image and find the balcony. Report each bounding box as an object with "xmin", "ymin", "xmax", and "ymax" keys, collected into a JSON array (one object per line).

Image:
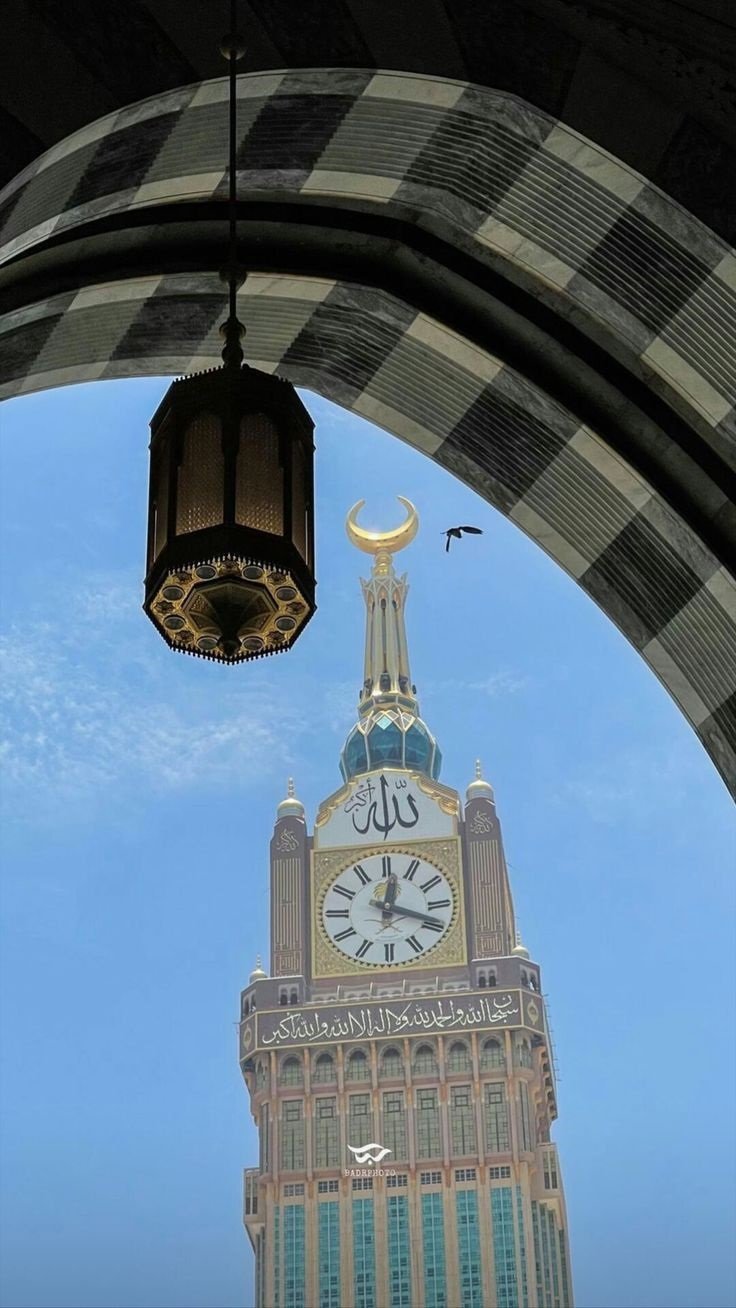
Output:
[{"xmin": 243, "ymin": 1168, "xmax": 263, "ymax": 1231}]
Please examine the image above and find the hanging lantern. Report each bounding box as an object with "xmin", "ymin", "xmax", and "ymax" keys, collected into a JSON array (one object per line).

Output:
[
  {"xmin": 143, "ymin": 365, "xmax": 315, "ymax": 662},
  {"xmin": 142, "ymin": 5, "xmax": 316, "ymax": 664}
]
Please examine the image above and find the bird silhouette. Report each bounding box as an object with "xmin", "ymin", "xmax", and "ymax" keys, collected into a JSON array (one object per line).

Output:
[{"xmin": 443, "ymin": 525, "xmax": 483, "ymax": 552}]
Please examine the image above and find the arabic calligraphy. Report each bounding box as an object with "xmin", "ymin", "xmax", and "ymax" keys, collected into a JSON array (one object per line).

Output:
[
  {"xmin": 345, "ymin": 774, "xmax": 420, "ymax": 841},
  {"xmin": 257, "ymin": 993, "xmax": 522, "ymax": 1048}
]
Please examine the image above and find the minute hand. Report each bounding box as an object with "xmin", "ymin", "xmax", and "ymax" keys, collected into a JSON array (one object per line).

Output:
[{"xmin": 369, "ymin": 899, "xmax": 444, "ymax": 928}]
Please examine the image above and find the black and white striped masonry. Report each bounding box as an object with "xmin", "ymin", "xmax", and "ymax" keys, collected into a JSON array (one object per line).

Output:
[{"xmin": 0, "ymin": 71, "xmax": 734, "ymax": 793}]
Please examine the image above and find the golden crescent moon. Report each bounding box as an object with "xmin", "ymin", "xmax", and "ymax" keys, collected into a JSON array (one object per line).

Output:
[{"xmin": 345, "ymin": 496, "xmax": 419, "ymax": 555}]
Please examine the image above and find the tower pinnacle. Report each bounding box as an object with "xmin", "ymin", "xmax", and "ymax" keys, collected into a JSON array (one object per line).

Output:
[{"xmin": 340, "ymin": 497, "xmax": 441, "ymax": 782}]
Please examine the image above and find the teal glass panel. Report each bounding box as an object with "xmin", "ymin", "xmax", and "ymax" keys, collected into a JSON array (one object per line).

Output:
[
  {"xmin": 558, "ymin": 1230, "xmax": 572, "ymax": 1308},
  {"xmin": 344, "ymin": 728, "xmax": 368, "ymax": 777},
  {"xmin": 367, "ymin": 720, "xmax": 403, "ymax": 765},
  {"xmin": 283, "ymin": 1204, "xmax": 305, "ymax": 1308},
  {"xmin": 456, "ymin": 1189, "xmax": 482, "ymax": 1308},
  {"xmin": 404, "ymin": 722, "xmax": 432, "ymax": 769},
  {"xmin": 421, "ymin": 1192, "xmax": 447, "ymax": 1308},
  {"xmin": 353, "ymin": 1198, "xmax": 376, "ymax": 1308},
  {"xmin": 491, "ymin": 1187, "xmax": 518, "ymax": 1308},
  {"xmin": 432, "ymin": 743, "xmax": 442, "ymax": 778},
  {"xmin": 387, "ymin": 1194, "xmax": 412, "ymax": 1307},
  {"xmin": 515, "ymin": 1186, "xmax": 529, "ymax": 1308},
  {"xmin": 273, "ymin": 1205, "xmax": 281, "ymax": 1308},
  {"xmin": 319, "ymin": 1202, "xmax": 340, "ymax": 1308}
]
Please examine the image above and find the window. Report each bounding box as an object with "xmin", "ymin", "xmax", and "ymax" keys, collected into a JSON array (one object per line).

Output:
[
  {"xmin": 283, "ymin": 1203, "xmax": 305, "ymax": 1308},
  {"xmin": 318, "ymin": 1200, "xmax": 340, "ymax": 1308},
  {"xmin": 413, "ymin": 1044, "xmax": 438, "ymax": 1076},
  {"xmin": 518, "ymin": 1081, "xmax": 533, "ymax": 1152},
  {"xmin": 380, "ymin": 1048, "xmax": 403, "ymax": 1080},
  {"xmin": 450, "ymin": 1086, "xmax": 477, "ymax": 1156},
  {"xmin": 421, "ymin": 1192, "xmax": 447, "ymax": 1308},
  {"xmin": 313, "ymin": 1053, "xmax": 336, "ymax": 1084},
  {"xmin": 348, "ymin": 1094, "xmax": 373, "ymax": 1148},
  {"xmin": 489, "ymin": 1166, "xmax": 511, "ymax": 1179},
  {"xmin": 314, "ymin": 1097, "xmax": 339, "ymax": 1168},
  {"xmin": 480, "ymin": 1038, "xmax": 505, "ymax": 1071},
  {"xmin": 256, "ymin": 1060, "xmax": 269, "ymax": 1090},
  {"xmin": 259, "ymin": 1105, "xmax": 270, "ymax": 1172},
  {"xmin": 515, "ymin": 1039, "xmax": 533, "ymax": 1069},
  {"xmin": 455, "ymin": 1168, "xmax": 477, "ymax": 1182},
  {"xmin": 352, "ymin": 1198, "xmax": 376, "ymax": 1308},
  {"xmin": 387, "ymin": 1194, "xmax": 412, "ymax": 1307},
  {"xmin": 484, "ymin": 1085, "xmax": 510, "ymax": 1153},
  {"xmin": 456, "ymin": 1189, "xmax": 482, "ymax": 1308},
  {"xmin": 416, "ymin": 1089, "xmax": 441, "ymax": 1160},
  {"xmin": 281, "ymin": 1100, "xmax": 305, "ymax": 1171},
  {"xmin": 447, "ymin": 1042, "xmax": 471, "ymax": 1074},
  {"xmin": 386, "ymin": 1174, "xmax": 408, "ymax": 1188},
  {"xmin": 352, "ymin": 1176, "xmax": 373, "ymax": 1190},
  {"xmin": 283, "ymin": 1183, "xmax": 304, "ymax": 1197},
  {"xmin": 279, "ymin": 1056, "xmax": 303, "ymax": 1087},
  {"xmin": 420, "ymin": 1171, "xmax": 443, "ymax": 1185},
  {"xmin": 382, "ymin": 1092, "xmax": 408, "ymax": 1161},
  {"xmin": 346, "ymin": 1050, "xmax": 370, "ymax": 1081},
  {"xmin": 318, "ymin": 1179, "xmax": 340, "ymax": 1193}
]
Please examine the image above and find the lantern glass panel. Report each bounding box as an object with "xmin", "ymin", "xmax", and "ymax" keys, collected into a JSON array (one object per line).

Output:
[
  {"xmin": 292, "ymin": 440, "xmax": 308, "ymax": 563},
  {"xmin": 235, "ymin": 413, "xmax": 283, "ymax": 535},
  {"xmin": 152, "ymin": 446, "xmax": 169, "ymax": 565},
  {"xmin": 176, "ymin": 413, "xmax": 224, "ymax": 535}
]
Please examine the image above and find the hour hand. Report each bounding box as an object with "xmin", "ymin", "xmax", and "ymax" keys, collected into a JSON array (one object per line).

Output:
[{"xmin": 381, "ymin": 873, "xmax": 399, "ymax": 918}]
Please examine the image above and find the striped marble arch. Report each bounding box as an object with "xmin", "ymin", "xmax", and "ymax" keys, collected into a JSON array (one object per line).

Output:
[{"xmin": 0, "ymin": 71, "xmax": 734, "ymax": 793}]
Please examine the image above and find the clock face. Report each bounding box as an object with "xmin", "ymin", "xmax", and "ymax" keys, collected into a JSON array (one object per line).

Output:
[{"xmin": 320, "ymin": 851, "xmax": 456, "ymax": 967}]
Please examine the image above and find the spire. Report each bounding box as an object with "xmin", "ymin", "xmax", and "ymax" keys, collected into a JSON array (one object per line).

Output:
[
  {"xmin": 276, "ymin": 776, "xmax": 305, "ymax": 819},
  {"xmin": 340, "ymin": 497, "xmax": 441, "ymax": 782},
  {"xmin": 466, "ymin": 758, "xmax": 495, "ymax": 802}
]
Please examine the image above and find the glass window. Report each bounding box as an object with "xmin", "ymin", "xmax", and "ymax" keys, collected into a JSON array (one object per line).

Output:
[
  {"xmin": 279, "ymin": 1057, "xmax": 303, "ymax": 1086},
  {"xmin": 447, "ymin": 1042, "xmax": 471, "ymax": 1074},
  {"xmin": 313, "ymin": 1053, "xmax": 336, "ymax": 1084},
  {"xmin": 382, "ymin": 1091, "xmax": 408, "ymax": 1161},
  {"xmin": 416, "ymin": 1089, "xmax": 441, "ymax": 1160},
  {"xmin": 421, "ymin": 1192, "xmax": 447, "ymax": 1308},
  {"xmin": 281, "ymin": 1100, "xmax": 305, "ymax": 1171},
  {"xmin": 413, "ymin": 1045, "xmax": 438, "ymax": 1076},
  {"xmin": 484, "ymin": 1085, "xmax": 510, "ymax": 1153},
  {"xmin": 318, "ymin": 1201, "xmax": 340, "ymax": 1308},
  {"xmin": 450, "ymin": 1086, "xmax": 477, "ymax": 1157},
  {"xmin": 380, "ymin": 1048, "xmax": 403, "ymax": 1080},
  {"xmin": 346, "ymin": 1050, "xmax": 370, "ymax": 1081},
  {"xmin": 480, "ymin": 1039, "xmax": 505, "ymax": 1071},
  {"xmin": 314, "ymin": 1097, "xmax": 339, "ymax": 1168},
  {"xmin": 387, "ymin": 1194, "xmax": 412, "ymax": 1307}
]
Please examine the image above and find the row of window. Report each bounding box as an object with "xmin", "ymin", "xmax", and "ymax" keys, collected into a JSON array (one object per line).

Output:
[
  {"xmin": 264, "ymin": 1083, "xmax": 524, "ymax": 1170},
  {"xmin": 258, "ymin": 1036, "xmax": 534, "ymax": 1090}
]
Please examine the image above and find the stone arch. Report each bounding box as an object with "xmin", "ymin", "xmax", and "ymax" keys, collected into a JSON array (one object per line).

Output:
[{"xmin": 0, "ymin": 72, "xmax": 733, "ymax": 792}]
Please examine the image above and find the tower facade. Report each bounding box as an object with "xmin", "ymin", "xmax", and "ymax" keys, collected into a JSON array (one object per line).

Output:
[{"xmin": 240, "ymin": 500, "xmax": 573, "ymax": 1308}]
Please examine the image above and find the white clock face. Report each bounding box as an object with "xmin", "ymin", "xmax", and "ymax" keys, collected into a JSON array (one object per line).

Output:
[{"xmin": 320, "ymin": 852, "xmax": 455, "ymax": 967}]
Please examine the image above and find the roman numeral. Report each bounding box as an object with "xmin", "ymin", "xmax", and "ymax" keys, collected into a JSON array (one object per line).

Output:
[
  {"xmin": 381, "ymin": 855, "xmax": 392, "ymax": 879},
  {"xmin": 355, "ymin": 938, "xmax": 372, "ymax": 959},
  {"xmin": 384, "ymin": 942, "xmax": 395, "ymax": 963},
  {"xmin": 335, "ymin": 927, "xmax": 357, "ymax": 942},
  {"xmin": 427, "ymin": 898, "xmax": 451, "ymax": 911},
  {"xmin": 422, "ymin": 920, "xmax": 444, "ymax": 933},
  {"xmin": 420, "ymin": 874, "xmax": 441, "ymax": 893},
  {"xmin": 334, "ymin": 885, "xmax": 355, "ymax": 901},
  {"xmin": 325, "ymin": 909, "xmax": 350, "ymax": 919},
  {"xmin": 407, "ymin": 935, "xmax": 422, "ymax": 953},
  {"xmin": 404, "ymin": 859, "xmax": 420, "ymax": 881},
  {"xmin": 353, "ymin": 864, "xmax": 371, "ymax": 885}
]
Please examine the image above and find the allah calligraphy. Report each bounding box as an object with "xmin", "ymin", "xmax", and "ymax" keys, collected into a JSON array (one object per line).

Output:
[
  {"xmin": 346, "ymin": 774, "xmax": 419, "ymax": 840},
  {"xmin": 314, "ymin": 767, "xmax": 456, "ymax": 850}
]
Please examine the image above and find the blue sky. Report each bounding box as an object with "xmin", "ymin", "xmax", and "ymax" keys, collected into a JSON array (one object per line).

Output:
[{"xmin": 0, "ymin": 378, "xmax": 734, "ymax": 1308}]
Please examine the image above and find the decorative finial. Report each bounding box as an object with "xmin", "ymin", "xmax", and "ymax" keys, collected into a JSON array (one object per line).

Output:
[
  {"xmin": 346, "ymin": 497, "xmax": 418, "ymax": 575},
  {"xmin": 466, "ymin": 758, "xmax": 494, "ymax": 802},
  {"xmin": 512, "ymin": 928, "xmax": 530, "ymax": 959},
  {"xmin": 277, "ymin": 776, "xmax": 305, "ymax": 819},
  {"xmin": 249, "ymin": 954, "xmax": 267, "ymax": 982}
]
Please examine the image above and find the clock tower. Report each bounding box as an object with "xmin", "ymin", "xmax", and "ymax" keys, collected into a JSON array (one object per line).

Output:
[{"xmin": 240, "ymin": 499, "xmax": 573, "ymax": 1308}]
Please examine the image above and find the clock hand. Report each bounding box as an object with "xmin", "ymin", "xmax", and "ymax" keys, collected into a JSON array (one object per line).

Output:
[
  {"xmin": 369, "ymin": 898, "xmax": 444, "ymax": 928},
  {"xmin": 381, "ymin": 873, "xmax": 399, "ymax": 919}
]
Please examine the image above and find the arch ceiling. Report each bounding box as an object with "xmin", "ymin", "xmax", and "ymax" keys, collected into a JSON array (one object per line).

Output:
[{"xmin": 0, "ymin": 53, "xmax": 734, "ymax": 798}]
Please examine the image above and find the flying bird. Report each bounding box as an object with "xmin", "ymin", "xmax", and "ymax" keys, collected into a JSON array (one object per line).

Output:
[{"xmin": 443, "ymin": 525, "xmax": 484, "ymax": 552}]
